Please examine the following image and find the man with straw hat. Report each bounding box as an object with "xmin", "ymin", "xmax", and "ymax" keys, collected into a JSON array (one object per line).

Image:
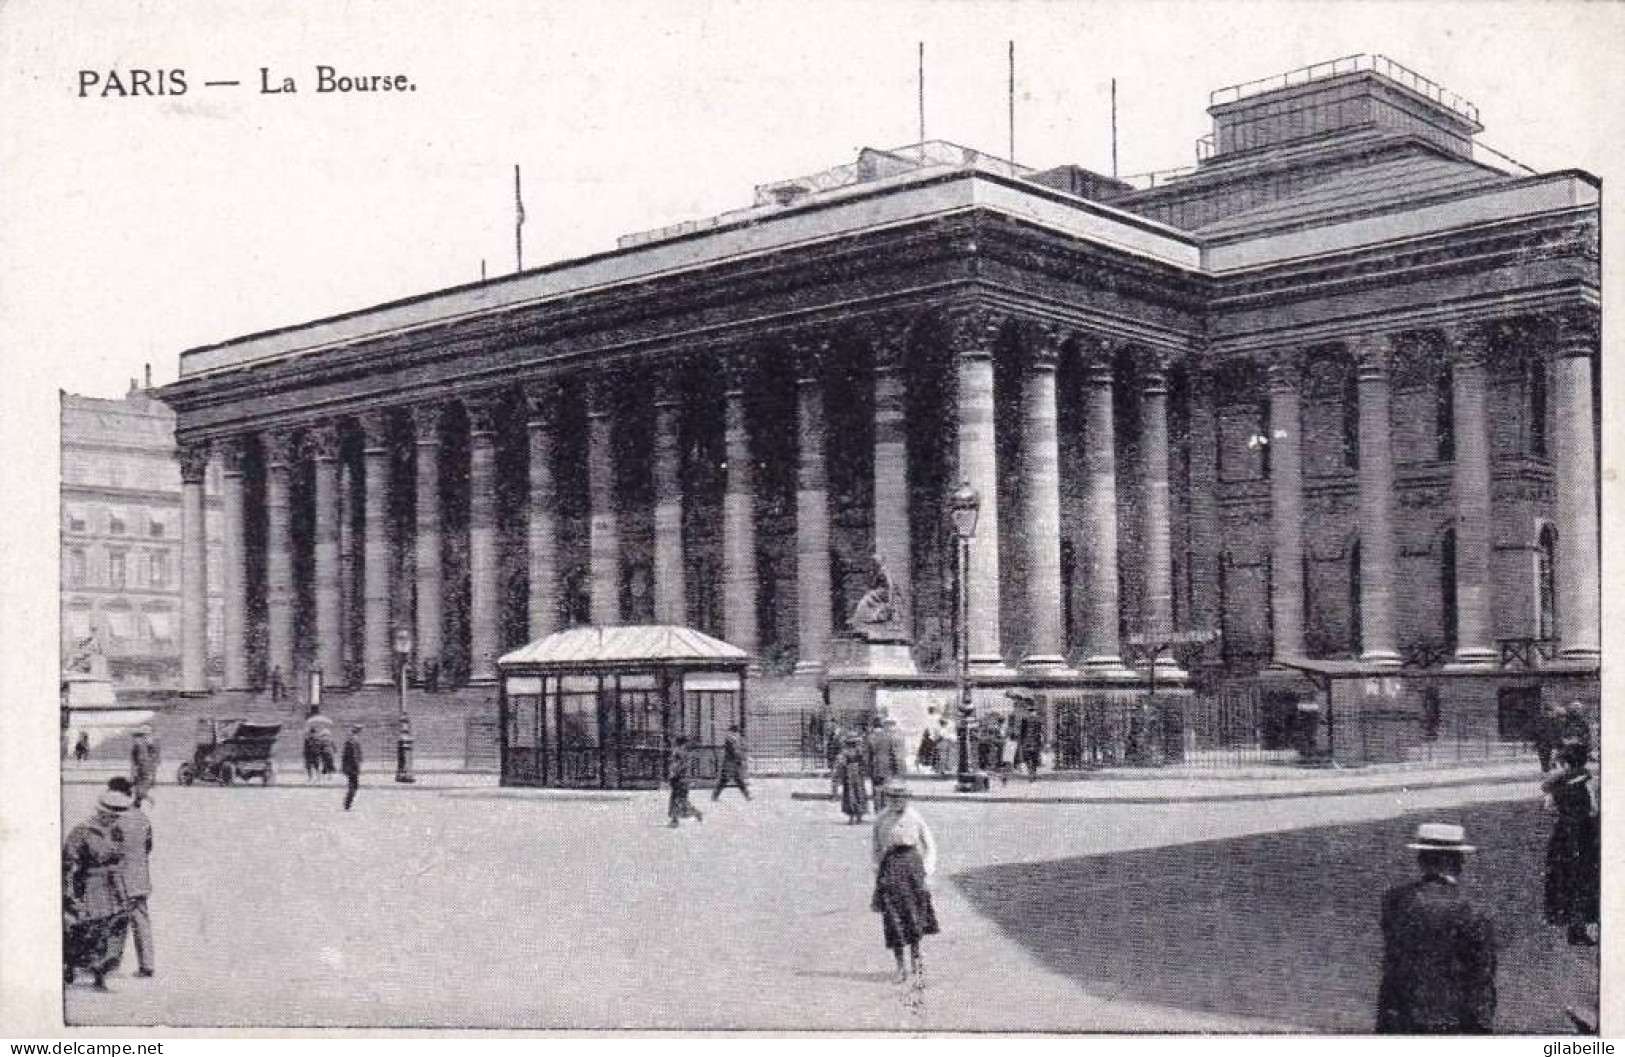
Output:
[
  {"xmin": 1376, "ymin": 822, "xmax": 1497, "ymax": 1033},
  {"xmin": 62, "ymin": 788, "xmax": 134, "ymax": 990}
]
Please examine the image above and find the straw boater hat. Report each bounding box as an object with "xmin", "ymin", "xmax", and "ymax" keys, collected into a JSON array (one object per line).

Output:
[
  {"xmin": 886, "ymin": 782, "xmax": 913, "ymax": 801},
  {"xmin": 1406, "ymin": 822, "xmax": 1475, "ymax": 853},
  {"xmin": 97, "ymin": 790, "xmax": 133, "ymax": 813}
]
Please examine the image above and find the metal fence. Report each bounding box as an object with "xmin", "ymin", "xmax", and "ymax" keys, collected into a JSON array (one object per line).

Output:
[{"xmin": 1051, "ymin": 686, "xmax": 1307, "ymax": 770}]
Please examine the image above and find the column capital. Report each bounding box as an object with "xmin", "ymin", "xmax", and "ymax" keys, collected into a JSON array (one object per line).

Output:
[
  {"xmin": 522, "ymin": 378, "xmax": 561, "ymax": 424},
  {"xmin": 1348, "ymin": 335, "xmax": 1394, "ymax": 378},
  {"xmin": 1139, "ymin": 348, "xmax": 1173, "ymax": 394},
  {"xmin": 868, "ymin": 317, "xmax": 914, "ymax": 370},
  {"xmin": 177, "ymin": 443, "xmax": 210, "ymax": 484},
  {"xmin": 262, "ymin": 431, "xmax": 297, "ymax": 468},
  {"xmin": 462, "ymin": 393, "xmax": 502, "ymax": 436},
  {"xmin": 307, "ymin": 421, "xmax": 342, "ymax": 462},
  {"xmin": 792, "ymin": 337, "xmax": 831, "ymax": 386},
  {"xmin": 584, "ymin": 373, "xmax": 619, "ymax": 420},
  {"xmin": 651, "ymin": 362, "xmax": 686, "ymax": 407},
  {"xmin": 1439, "ymin": 322, "xmax": 1495, "ymax": 369},
  {"xmin": 409, "ymin": 402, "xmax": 445, "ymax": 446},
  {"xmin": 1027, "ymin": 323, "xmax": 1067, "ymax": 369},
  {"xmin": 1266, "ymin": 351, "xmax": 1304, "ymax": 393},
  {"xmin": 720, "ymin": 351, "xmax": 754, "ymax": 395},
  {"xmin": 946, "ymin": 304, "xmax": 1006, "ymax": 361},
  {"xmin": 357, "ymin": 409, "xmax": 393, "ymax": 451},
  {"xmin": 1553, "ymin": 303, "xmax": 1600, "ymax": 359},
  {"xmin": 217, "ymin": 435, "xmax": 248, "ymax": 476}
]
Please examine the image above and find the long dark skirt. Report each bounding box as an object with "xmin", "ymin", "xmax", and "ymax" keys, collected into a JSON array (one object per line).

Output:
[
  {"xmin": 840, "ymin": 765, "xmax": 869, "ymax": 820},
  {"xmin": 1545, "ymin": 814, "xmax": 1600, "ymax": 926},
  {"xmin": 872, "ymin": 846, "xmax": 939, "ymax": 950},
  {"xmin": 64, "ymin": 911, "xmax": 128, "ymax": 977}
]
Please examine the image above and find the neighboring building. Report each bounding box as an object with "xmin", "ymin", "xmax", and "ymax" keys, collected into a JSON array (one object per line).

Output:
[
  {"xmin": 61, "ymin": 383, "xmax": 225, "ymax": 690},
  {"xmin": 154, "ymin": 57, "xmax": 1598, "ymax": 753}
]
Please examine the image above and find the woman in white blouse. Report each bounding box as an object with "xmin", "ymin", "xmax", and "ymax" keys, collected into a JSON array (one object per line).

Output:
[{"xmin": 870, "ymin": 783, "xmax": 939, "ymax": 983}]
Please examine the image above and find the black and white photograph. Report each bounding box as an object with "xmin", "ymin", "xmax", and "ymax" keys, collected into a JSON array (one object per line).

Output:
[{"xmin": 0, "ymin": 0, "xmax": 1617, "ymax": 1041}]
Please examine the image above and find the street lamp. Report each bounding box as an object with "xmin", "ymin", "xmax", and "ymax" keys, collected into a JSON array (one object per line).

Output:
[
  {"xmin": 948, "ymin": 480, "xmax": 984, "ymax": 794},
  {"xmin": 393, "ymin": 627, "xmax": 416, "ymax": 784}
]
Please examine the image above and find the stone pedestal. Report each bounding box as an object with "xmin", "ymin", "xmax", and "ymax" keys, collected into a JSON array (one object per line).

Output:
[{"xmin": 827, "ymin": 634, "xmax": 919, "ymax": 679}]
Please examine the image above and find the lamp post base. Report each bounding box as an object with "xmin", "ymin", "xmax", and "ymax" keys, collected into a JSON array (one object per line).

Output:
[{"xmin": 395, "ymin": 716, "xmax": 416, "ymax": 784}]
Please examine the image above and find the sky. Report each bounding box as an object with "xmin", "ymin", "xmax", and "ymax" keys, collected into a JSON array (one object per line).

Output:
[{"xmin": 2, "ymin": 0, "xmax": 1622, "ymax": 402}]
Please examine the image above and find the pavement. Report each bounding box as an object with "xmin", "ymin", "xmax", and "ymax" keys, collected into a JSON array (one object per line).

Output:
[
  {"xmin": 56, "ymin": 768, "xmax": 1592, "ymax": 1033},
  {"xmin": 63, "ymin": 757, "xmax": 1545, "ymax": 803}
]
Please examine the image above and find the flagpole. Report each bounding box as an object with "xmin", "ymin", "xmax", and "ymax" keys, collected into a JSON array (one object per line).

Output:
[{"xmin": 514, "ymin": 164, "xmax": 525, "ymax": 273}]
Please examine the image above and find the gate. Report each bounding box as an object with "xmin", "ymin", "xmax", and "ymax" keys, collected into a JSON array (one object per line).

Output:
[{"xmin": 1051, "ymin": 696, "xmax": 1186, "ymax": 769}]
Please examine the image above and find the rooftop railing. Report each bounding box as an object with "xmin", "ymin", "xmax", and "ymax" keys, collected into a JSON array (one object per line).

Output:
[{"xmin": 1210, "ymin": 54, "xmax": 1480, "ymax": 126}]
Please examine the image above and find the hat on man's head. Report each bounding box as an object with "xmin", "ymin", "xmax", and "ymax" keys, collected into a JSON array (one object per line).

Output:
[
  {"xmin": 1406, "ymin": 822, "xmax": 1475, "ymax": 853},
  {"xmin": 885, "ymin": 782, "xmax": 913, "ymax": 800},
  {"xmin": 133, "ymin": 727, "xmax": 150, "ymax": 737},
  {"xmin": 350, "ymin": 724, "xmax": 364, "ymax": 733},
  {"xmin": 97, "ymin": 790, "xmax": 133, "ymax": 813}
]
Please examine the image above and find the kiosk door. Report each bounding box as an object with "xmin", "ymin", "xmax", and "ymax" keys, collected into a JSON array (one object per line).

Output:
[{"xmin": 555, "ymin": 676, "xmax": 604, "ymax": 788}]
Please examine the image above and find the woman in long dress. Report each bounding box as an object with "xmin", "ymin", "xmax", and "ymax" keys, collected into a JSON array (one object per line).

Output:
[
  {"xmin": 62, "ymin": 789, "xmax": 133, "ymax": 990},
  {"xmin": 870, "ymin": 783, "xmax": 939, "ymax": 982},
  {"xmin": 1543, "ymin": 741, "xmax": 1600, "ymax": 945}
]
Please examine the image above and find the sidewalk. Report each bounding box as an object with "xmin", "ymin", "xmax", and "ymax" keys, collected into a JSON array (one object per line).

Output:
[{"xmin": 63, "ymin": 757, "xmax": 1544, "ymax": 802}]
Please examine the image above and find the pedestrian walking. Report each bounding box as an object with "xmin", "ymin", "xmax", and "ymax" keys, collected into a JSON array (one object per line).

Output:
[
  {"xmin": 870, "ymin": 783, "xmax": 938, "ymax": 984},
  {"xmin": 105, "ymin": 778, "xmax": 154, "ymax": 977},
  {"xmin": 341, "ymin": 725, "xmax": 363, "ymax": 811},
  {"xmin": 62, "ymin": 788, "xmax": 133, "ymax": 991},
  {"xmin": 73, "ymin": 732, "xmax": 91, "ymax": 763},
  {"xmin": 129, "ymin": 728, "xmax": 158, "ymax": 807},
  {"xmin": 1534, "ymin": 702, "xmax": 1561, "ymax": 773},
  {"xmin": 825, "ymin": 723, "xmax": 845, "ymax": 796},
  {"xmin": 1376, "ymin": 822, "xmax": 1497, "ymax": 1034},
  {"xmin": 712, "ymin": 724, "xmax": 751, "ymax": 801},
  {"xmin": 1542, "ymin": 741, "xmax": 1599, "ymax": 946},
  {"xmin": 667, "ymin": 736, "xmax": 704, "ymax": 828},
  {"xmin": 867, "ymin": 716, "xmax": 905, "ymax": 810},
  {"xmin": 838, "ymin": 733, "xmax": 870, "ymax": 824}
]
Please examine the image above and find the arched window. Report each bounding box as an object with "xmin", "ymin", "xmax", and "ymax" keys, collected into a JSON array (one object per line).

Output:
[
  {"xmin": 1436, "ymin": 364, "xmax": 1455, "ymax": 462},
  {"xmin": 1440, "ymin": 528, "xmax": 1458, "ymax": 649},
  {"xmin": 1538, "ymin": 525, "xmax": 1557, "ymax": 640},
  {"xmin": 1348, "ymin": 540, "xmax": 1363, "ymax": 658}
]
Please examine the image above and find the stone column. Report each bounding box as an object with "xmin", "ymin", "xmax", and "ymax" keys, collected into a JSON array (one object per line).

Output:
[
  {"xmin": 872, "ymin": 322, "xmax": 914, "ymax": 637},
  {"xmin": 721, "ymin": 355, "xmax": 759, "ymax": 660},
  {"xmin": 1079, "ymin": 345, "xmax": 1128, "ymax": 673},
  {"xmin": 651, "ymin": 367, "xmax": 687, "ymax": 626},
  {"xmin": 1552, "ymin": 307, "xmax": 1601, "ymax": 663},
  {"xmin": 309, "ymin": 423, "xmax": 345, "ymax": 686},
  {"xmin": 1140, "ymin": 354, "xmax": 1183, "ymax": 675},
  {"xmin": 465, "ymin": 396, "xmax": 501, "ymax": 682},
  {"xmin": 219, "ymin": 437, "xmax": 249, "ymax": 691},
  {"xmin": 1353, "ymin": 338, "xmax": 1400, "ymax": 665},
  {"xmin": 178, "ymin": 443, "xmax": 210, "ymax": 694},
  {"xmin": 1444, "ymin": 326, "xmax": 1496, "ymax": 666},
  {"xmin": 359, "ymin": 411, "xmax": 394, "ymax": 686},
  {"xmin": 263, "ymin": 431, "xmax": 296, "ymax": 687},
  {"xmin": 1019, "ymin": 327, "xmax": 1066, "ymax": 670},
  {"xmin": 409, "ymin": 405, "xmax": 445, "ymax": 677},
  {"xmin": 950, "ymin": 307, "xmax": 1009, "ymax": 673},
  {"xmin": 524, "ymin": 381, "xmax": 560, "ymax": 641},
  {"xmin": 794, "ymin": 340, "xmax": 833, "ymax": 673},
  {"xmin": 1267, "ymin": 355, "xmax": 1306, "ymax": 662},
  {"xmin": 586, "ymin": 376, "xmax": 622, "ymax": 626}
]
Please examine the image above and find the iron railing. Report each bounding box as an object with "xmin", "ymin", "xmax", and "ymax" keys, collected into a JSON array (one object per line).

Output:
[{"xmin": 1210, "ymin": 54, "xmax": 1479, "ymax": 126}]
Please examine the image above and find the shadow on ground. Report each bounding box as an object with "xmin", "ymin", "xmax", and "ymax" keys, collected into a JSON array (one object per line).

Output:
[{"xmin": 952, "ymin": 800, "xmax": 1595, "ymax": 1033}]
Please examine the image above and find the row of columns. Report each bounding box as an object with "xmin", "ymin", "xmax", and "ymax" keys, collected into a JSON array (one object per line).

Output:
[
  {"xmin": 189, "ymin": 303, "xmax": 1586, "ymax": 694},
  {"xmin": 1262, "ymin": 309, "xmax": 1600, "ymax": 667}
]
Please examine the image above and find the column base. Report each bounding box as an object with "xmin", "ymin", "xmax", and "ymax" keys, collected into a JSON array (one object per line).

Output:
[
  {"xmin": 1443, "ymin": 647, "xmax": 1497, "ymax": 671},
  {"xmin": 1019, "ymin": 654, "xmax": 1069, "ymax": 675},
  {"xmin": 793, "ymin": 660, "xmax": 827, "ymax": 676},
  {"xmin": 1359, "ymin": 650, "xmax": 1402, "ymax": 667},
  {"xmin": 1149, "ymin": 659, "xmax": 1187, "ymax": 680},
  {"xmin": 967, "ymin": 656, "xmax": 1017, "ymax": 679},
  {"xmin": 1079, "ymin": 656, "xmax": 1138, "ymax": 680},
  {"xmin": 1559, "ymin": 646, "xmax": 1601, "ymax": 665}
]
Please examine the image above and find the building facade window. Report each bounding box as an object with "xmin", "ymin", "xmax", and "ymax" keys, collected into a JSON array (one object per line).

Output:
[
  {"xmin": 109, "ymin": 550, "xmax": 127, "ymax": 589},
  {"xmin": 149, "ymin": 550, "xmax": 169, "ymax": 589},
  {"xmin": 108, "ymin": 509, "xmax": 127, "ymax": 535},
  {"xmin": 67, "ymin": 547, "xmax": 86, "ymax": 586},
  {"xmin": 149, "ymin": 514, "xmax": 166, "ymax": 538},
  {"xmin": 67, "ymin": 508, "xmax": 87, "ymax": 533}
]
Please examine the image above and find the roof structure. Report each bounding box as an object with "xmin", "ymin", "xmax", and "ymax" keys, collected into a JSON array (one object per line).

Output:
[{"xmin": 497, "ymin": 625, "xmax": 749, "ymax": 668}]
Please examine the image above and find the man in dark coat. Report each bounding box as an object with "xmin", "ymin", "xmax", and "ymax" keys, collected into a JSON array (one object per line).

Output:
[
  {"xmin": 1376, "ymin": 822, "xmax": 1497, "ymax": 1034},
  {"xmin": 63, "ymin": 789, "xmax": 133, "ymax": 990},
  {"xmin": 712, "ymin": 724, "xmax": 751, "ymax": 801},
  {"xmin": 341, "ymin": 725, "xmax": 363, "ymax": 811},
  {"xmin": 667, "ymin": 736, "xmax": 704, "ymax": 827},
  {"xmin": 129, "ymin": 728, "xmax": 158, "ymax": 807}
]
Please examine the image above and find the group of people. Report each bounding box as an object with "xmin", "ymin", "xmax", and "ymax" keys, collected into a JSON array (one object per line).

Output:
[
  {"xmin": 62, "ymin": 775, "xmax": 155, "ymax": 990},
  {"xmin": 1378, "ymin": 702, "xmax": 1599, "ymax": 1034},
  {"xmin": 304, "ymin": 707, "xmax": 365, "ymax": 809},
  {"xmin": 666, "ymin": 724, "xmax": 751, "ymax": 827}
]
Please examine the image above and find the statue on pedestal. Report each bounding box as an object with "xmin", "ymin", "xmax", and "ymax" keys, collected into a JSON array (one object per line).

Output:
[{"xmin": 850, "ymin": 555, "xmax": 903, "ymax": 641}]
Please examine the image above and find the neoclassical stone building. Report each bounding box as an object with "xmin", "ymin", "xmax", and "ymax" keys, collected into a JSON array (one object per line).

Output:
[{"xmin": 157, "ymin": 57, "xmax": 1600, "ymax": 724}]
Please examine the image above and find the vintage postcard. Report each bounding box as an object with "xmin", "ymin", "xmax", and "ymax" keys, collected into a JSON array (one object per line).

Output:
[{"xmin": 1, "ymin": 0, "xmax": 1619, "ymax": 1040}]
